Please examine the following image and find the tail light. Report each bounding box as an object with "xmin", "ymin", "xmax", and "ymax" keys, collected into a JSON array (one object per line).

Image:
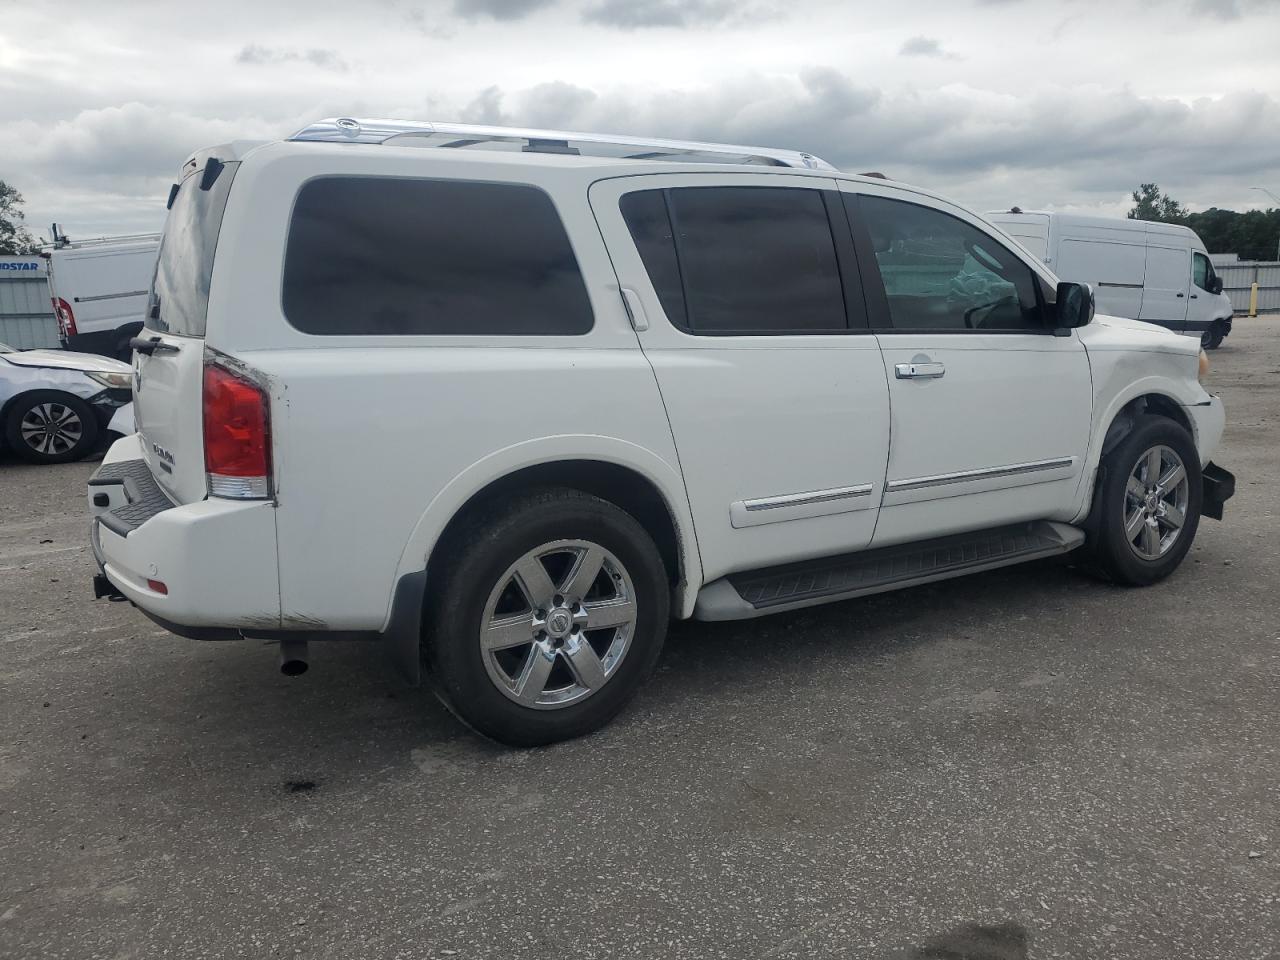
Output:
[
  {"xmin": 203, "ymin": 362, "xmax": 272, "ymax": 499},
  {"xmin": 52, "ymin": 297, "xmax": 76, "ymax": 338}
]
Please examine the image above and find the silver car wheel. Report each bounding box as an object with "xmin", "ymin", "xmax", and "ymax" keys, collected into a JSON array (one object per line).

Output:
[
  {"xmin": 19, "ymin": 402, "xmax": 84, "ymax": 457},
  {"xmin": 479, "ymin": 539, "xmax": 637, "ymax": 710},
  {"xmin": 1123, "ymin": 444, "xmax": 1190, "ymax": 561}
]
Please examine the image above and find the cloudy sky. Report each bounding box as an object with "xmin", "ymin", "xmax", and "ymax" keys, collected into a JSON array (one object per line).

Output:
[{"xmin": 3, "ymin": 0, "xmax": 1279, "ymax": 239}]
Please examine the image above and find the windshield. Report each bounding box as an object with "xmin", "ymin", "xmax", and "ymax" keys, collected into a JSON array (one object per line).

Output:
[{"xmin": 147, "ymin": 160, "xmax": 239, "ymax": 337}]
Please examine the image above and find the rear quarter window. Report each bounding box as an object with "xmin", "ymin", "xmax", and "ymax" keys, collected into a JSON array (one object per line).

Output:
[{"xmin": 282, "ymin": 177, "xmax": 594, "ymax": 336}]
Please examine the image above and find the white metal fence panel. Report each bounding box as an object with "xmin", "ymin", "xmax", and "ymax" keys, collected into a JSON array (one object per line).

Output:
[
  {"xmin": 0, "ymin": 257, "xmax": 58, "ymax": 349},
  {"xmin": 1218, "ymin": 261, "xmax": 1280, "ymax": 314}
]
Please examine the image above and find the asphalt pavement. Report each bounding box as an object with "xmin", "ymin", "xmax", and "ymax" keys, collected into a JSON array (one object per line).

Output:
[{"xmin": 2, "ymin": 319, "xmax": 1278, "ymax": 959}]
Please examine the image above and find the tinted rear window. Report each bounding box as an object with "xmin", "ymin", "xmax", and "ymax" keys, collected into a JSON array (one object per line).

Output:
[
  {"xmin": 148, "ymin": 160, "xmax": 239, "ymax": 337},
  {"xmin": 621, "ymin": 186, "xmax": 847, "ymax": 335},
  {"xmin": 282, "ymin": 177, "xmax": 593, "ymax": 336}
]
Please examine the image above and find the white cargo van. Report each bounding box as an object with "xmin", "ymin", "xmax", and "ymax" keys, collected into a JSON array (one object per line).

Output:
[
  {"xmin": 986, "ymin": 212, "xmax": 1234, "ymax": 349},
  {"xmin": 44, "ymin": 228, "xmax": 161, "ymax": 360}
]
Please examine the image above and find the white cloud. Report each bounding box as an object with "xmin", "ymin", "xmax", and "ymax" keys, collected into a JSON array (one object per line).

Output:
[{"xmin": 1, "ymin": 0, "xmax": 1278, "ymax": 235}]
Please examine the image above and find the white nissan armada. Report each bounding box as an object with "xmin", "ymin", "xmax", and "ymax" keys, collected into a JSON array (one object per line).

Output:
[{"xmin": 88, "ymin": 119, "xmax": 1235, "ymax": 746}]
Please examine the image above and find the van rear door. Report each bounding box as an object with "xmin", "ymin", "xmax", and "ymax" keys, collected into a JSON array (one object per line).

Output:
[
  {"xmin": 1139, "ymin": 246, "xmax": 1190, "ymax": 332},
  {"xmin": 132, "ymin": 157, "xmax": 239, "ymax": 505}
]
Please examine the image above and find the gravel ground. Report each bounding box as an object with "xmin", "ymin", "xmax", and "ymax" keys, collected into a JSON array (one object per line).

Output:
[{"xmin": 1, "ymin": 319, "xmax": 1277, "ymax": 960}]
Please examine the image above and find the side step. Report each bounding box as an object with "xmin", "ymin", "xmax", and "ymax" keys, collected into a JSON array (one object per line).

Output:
[{"xmin": 694, "ymin": 521, "xmax": 1085, "ymax": 621}]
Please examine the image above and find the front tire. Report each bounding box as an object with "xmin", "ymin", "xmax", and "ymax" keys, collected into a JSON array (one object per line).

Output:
[
  {"xmin": 1086, "ymin": 416, "xmax": 1202, "ymax": 585},
  {"xmin": 1201, "ymin": 324, "xmax": 1224, "ymax": 350},
  {"xmin": 426, "ymin": 488, "xmax": 670, "ymax": 747},
  {"xmin": 4, "ymin": 391, "xmax": 100, "ymax": 464}
]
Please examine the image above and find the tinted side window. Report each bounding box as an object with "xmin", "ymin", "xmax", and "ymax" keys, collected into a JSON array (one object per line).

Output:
[
  {"xmin": 283, "ymin": 178, "xmax": 592, "ymax": 336},
  {"xmin": 855, "ymin": 195, "xmax": 1045, "ymax": 332},
  {"xmin": 635, "ymin": 186, "xmax": 846, "ymax": 335},
  {"xmin": 619, "ymin": 190, "xmax": 687, "ymax": 328},
  {"xmin": 1192, "ymin": 252, "xmax": 1211, "ymax": 291}
]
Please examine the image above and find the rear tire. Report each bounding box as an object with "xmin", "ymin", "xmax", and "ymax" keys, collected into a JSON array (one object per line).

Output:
[
  {"xmin": 4, "ymin": 391, "xmax": 100, "ymax": 465},
  {"xmin": 1085, "ymin": 416, "xmax": 1202, "ymax": 586},
  {"xmin": 425, "ymin": 487, "xmax": 669, "ymax": 747}
]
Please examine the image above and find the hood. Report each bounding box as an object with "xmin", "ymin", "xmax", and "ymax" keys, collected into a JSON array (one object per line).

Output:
[
  {"xmin": 1, "ymin": 349, "xmax": 132, "ymax": 374},
  {"xmin": 1079, "ymin": 313, "xmax": 1200, "ymax": 357}
]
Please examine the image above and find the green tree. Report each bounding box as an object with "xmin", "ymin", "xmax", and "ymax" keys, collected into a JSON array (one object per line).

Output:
[
  {"xmin": 1127, "ymin": 183, "xmax": 1188, "ymax": 224},
  {"xmin": 0, "ymin": 180, "xmax": 38, "ymax": 255}
]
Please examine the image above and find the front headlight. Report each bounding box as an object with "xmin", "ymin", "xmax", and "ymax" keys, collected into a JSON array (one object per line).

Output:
[
  {"xmin": 1198, "ymin": 349, "xmax": 1210, "ymax": 381},
  {"xmin": 86, "ymin": 370, "xmax": 133, "ymax": 390}
]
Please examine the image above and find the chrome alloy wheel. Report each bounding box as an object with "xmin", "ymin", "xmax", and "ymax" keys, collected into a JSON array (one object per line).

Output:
[
  {"xmin": 20, "ymin": 402, "xmax": 84, "ymax": 457},
  {"xmin": 1124, "ymin": 444, "xmax": 1190, "ymax": 561},
  {"xmin": 480, "ymin": 539, "xmax": 638, "ymax": 709}
]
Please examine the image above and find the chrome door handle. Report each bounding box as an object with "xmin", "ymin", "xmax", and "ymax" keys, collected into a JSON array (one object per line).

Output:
[{"xmin": 895, "ymin": 361, "xmax": 945, "ymax": 380}]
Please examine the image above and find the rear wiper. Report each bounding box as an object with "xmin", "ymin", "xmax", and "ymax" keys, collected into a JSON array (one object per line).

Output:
[{"xmin": 129, "ymin": 336, "xmax": 180, "ymax": 356}]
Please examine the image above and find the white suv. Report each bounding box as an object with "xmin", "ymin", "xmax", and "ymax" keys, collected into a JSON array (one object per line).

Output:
[{"xmin": 88, "ymin": 118, "xmax": 1235, "ymax": 746}]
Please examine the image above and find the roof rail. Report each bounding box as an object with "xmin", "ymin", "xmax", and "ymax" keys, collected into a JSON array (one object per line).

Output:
[{"xmin": 289, "ymin": 118, "xmax": 837, "ymax": 171}]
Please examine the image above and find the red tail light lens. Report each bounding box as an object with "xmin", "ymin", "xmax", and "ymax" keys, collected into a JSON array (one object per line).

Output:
[
  {"xmin": 203, "ymin": 363, "xmax": 272, "ymax": 499},
  {"xmin": 52, "ymin": 297, "xmax": 76, "ymax": 338}
]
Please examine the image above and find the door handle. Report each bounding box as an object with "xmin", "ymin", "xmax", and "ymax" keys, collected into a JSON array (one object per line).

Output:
[
  {"xmin": 1176, "ymin": 292, "xmax": 1185, "ymax": 298},
  {"xmin": 1190, "ymin": 293, "xmax": 1198, "ymax": 299},
  {"xmin": 895, "ymin": 361, "xmax": 945, "ymax": 380},
  {"xmin": 619, "ymin": 287, "xmax": 648, "ymax": 332}
]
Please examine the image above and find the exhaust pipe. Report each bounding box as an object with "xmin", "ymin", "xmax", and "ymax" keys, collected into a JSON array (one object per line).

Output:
[{"xmin": 278, "ymin": 637, "xmax": 309, "ymax": 677}]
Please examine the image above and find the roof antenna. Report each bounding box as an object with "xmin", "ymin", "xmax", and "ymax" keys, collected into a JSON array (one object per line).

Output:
[
  {"xmin": 1009, "ymin": 206, "xmax": 1023, "ymax": 214},
  {"xmin": 860, "ymin": 171, "xmax": 888, "ymax": 180}
]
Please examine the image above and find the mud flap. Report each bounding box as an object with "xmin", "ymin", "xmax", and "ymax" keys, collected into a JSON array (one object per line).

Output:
[{"xmin": 382, "ymin": 569, "xmax": 427, "ymax": 685}]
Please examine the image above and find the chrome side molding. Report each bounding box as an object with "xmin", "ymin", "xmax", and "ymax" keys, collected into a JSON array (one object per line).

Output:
[
  {"xmin": 730, "ymin": 483, "xmax": 874, "ymax": 529},
  {"xmin": 886, "ymin": 457, "xmax": 1076, "ymax": 493}
]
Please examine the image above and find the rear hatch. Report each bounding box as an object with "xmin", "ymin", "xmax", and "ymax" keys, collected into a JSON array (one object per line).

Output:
[{"xmin": 133, "ymin": 156, "xmax": 239, "ymax": 504}]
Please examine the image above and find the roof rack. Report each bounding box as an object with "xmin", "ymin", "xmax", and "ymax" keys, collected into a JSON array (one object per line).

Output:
[{"xmin": 289, "ymin": 118, "xmax": 836, "ymax": 171}]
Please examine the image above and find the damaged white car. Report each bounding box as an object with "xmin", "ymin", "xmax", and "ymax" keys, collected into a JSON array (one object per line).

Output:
[{"xmin": 1, "ymin": 342, "xmax": 134, "ymax": 464}]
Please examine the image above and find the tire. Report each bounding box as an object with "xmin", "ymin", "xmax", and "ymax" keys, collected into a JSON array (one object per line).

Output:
[
  {"xmin": 425, "ymin": 487, "xmax": 670, "ymax": 747},
  {"xmin": 1085, "ymin": 416, "xmax": 1202, "ymax": 586},
  {"xmin": 1201, "ymin": 324, "xmax": 1224, "ymax": 350},
  {"xmin": 3, "ymin": 391, "xmax": 100, "ymax": 465}
]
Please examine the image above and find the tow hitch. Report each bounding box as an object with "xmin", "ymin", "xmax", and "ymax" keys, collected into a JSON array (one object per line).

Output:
[{"xmin": 93, "ymin": 573, "xmax": 127, "ymax": 602}]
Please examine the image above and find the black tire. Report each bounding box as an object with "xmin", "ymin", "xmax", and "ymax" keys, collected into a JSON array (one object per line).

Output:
[
  {"xmin": 1085, "ymin": 416, "xmax": 1202, "ymax": 586},
  {"xmin": 425, "ymin": 487, "xmax": 670, "ymax": 747},
  {"xmin": 3, "ymin": 390, "xmax": 100, "ymax": 465},
  {"xmin": 1201, "ymin": 324, "xmax": 1224, "ymax": 350}
]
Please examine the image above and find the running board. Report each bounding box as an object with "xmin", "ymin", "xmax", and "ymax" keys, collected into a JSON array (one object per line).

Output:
[{"xmin": 693, "ymin": 521, "xmax": 1085, "ymax": 621}]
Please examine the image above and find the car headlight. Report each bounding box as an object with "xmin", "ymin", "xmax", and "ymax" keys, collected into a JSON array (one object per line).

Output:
[
  {"xmin": 86, "ymin": 370, "xmax": 133, "ymax": 390},
  {"xmin": 1198, "ymin": 349, "xmax": 1210, "ymax": 382}
]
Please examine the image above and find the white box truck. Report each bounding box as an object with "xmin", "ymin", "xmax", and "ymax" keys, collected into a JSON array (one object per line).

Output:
[
  {"xmin": 44, "ymin": 226, "xmax": 161, "ymax": 360},
  {"xmin": 986, "ymin": 211, "xmax": 1235, "ymax": 348}
]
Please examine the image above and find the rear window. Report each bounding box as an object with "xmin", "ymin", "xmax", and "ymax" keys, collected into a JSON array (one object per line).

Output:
[
  {"xmin": 282, "ymin": 177, "xmax": 594, "ymax": 336},
  {"xmin": 148, "ymin": 160, "xmax": 239, "ymax": 337},
  {"xmin": 620, "ymin": 186, "xmax": 848, "ymax": 335}
]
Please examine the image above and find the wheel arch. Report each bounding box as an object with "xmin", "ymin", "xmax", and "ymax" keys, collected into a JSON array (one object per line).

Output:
[
  {"xmin": 1072, "ymin": 382, "xmax": 1201, "ymax": 525},
  {"xmin": 389, "ymin": 437, "xmax": 703, "ymax": 628}
]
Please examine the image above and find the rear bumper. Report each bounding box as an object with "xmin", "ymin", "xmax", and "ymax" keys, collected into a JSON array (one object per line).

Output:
[
  {"xmin": 1201, "ymin": 462, "xmax": 1235, "ymax": 521},
  {"xmin": 88, "ymin": 434, "xmax": 282, "ymax": 629}
]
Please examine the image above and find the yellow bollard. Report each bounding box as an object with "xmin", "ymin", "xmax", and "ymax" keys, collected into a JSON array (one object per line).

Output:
[{"xmin": 1249, "ymin": 282, "xmax": 1259, "ymax": 318}]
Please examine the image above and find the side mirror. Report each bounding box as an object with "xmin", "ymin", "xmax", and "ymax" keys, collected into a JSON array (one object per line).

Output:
[
  {"xmin": 1055, "ymin": 281, "xmax": 1094, "ymax": 330},
  {"xmin": 1210, "ymin": 277, "xmax": 1224, "ymax": 295}
]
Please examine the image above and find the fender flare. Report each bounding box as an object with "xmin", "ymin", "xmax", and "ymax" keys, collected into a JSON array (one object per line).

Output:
[
  {"xmin": 386, "ymin": 435, "xmax": 704, "ymax": 627},
  {"xmin": 1070, "ymin": 376, "xmax": 1203, "ymax": 524}
]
